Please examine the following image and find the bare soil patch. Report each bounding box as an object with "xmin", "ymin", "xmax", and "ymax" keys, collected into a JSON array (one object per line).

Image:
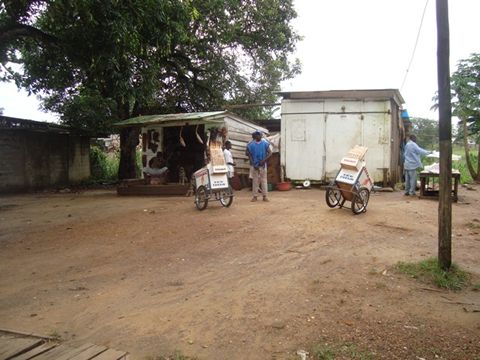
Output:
[{"xmin": 0, "ymin": 186, "xmax": 479, "ymax": 359}]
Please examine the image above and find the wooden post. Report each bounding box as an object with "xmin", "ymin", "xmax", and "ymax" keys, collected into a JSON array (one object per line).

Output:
[{"xmin": 436, "ymin": 0, "xmax": 452, "ymax": 270}]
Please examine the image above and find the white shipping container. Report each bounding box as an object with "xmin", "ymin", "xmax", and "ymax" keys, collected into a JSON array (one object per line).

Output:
[{"xmin": 279, "ymin": 89, "xmax": 405, "ymax": 186}]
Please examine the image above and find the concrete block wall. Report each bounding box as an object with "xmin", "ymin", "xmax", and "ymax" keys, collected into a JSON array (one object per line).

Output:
[{"xmin": 0, "ymin": 130, "xmax": 91, "ymax": 192}]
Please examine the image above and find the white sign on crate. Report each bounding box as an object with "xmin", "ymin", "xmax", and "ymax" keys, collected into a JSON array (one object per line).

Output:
[
  {"xmin": 336, "ymin": 168, "xmax": 358, "ymax": 185},
  {"xmin": 210, "ymin": 173, "xmax": 228, "ymax": 189}
]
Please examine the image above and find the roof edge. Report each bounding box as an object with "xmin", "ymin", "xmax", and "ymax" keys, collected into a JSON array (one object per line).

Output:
[{"xmin": 277, "ymin": 89, "xmax": 405, "ymax": 106}]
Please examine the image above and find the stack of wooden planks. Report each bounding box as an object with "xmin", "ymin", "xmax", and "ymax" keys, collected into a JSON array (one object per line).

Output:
[{"xmin": 0, "ymin": 330, "xmax": 128, "ymax": 360}]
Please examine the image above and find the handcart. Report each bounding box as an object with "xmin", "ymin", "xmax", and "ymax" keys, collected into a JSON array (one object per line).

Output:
[
  {"xmin": 325, "ymin": 146, "xmax": 373, "ymax": 215},
  {"xmin": 193, "ymin": 143, "xmax": 233, "ymax": 210}
]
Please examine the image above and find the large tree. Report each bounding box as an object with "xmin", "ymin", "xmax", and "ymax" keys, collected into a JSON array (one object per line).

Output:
[
  {"xmin": 1, "ymin": 0, "xmax": 300, "ymax": 178},
  {"xmin": 450, "ymin": 53, "xmax": 480, "ymax": 182},
  {"xmin": 410, "ymin": 117, "xmax": 439, "ymax": 150}
]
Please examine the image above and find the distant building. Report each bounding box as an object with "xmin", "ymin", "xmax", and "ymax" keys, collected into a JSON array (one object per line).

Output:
[{"xmin": 0, "ymin": 116, "xmax": 92, "ymax": 192}]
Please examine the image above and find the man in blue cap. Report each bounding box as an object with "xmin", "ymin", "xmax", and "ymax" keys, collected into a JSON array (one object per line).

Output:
[{"xmin": 246, "ymin": 130, "xmax": 271, "ymax": 201}]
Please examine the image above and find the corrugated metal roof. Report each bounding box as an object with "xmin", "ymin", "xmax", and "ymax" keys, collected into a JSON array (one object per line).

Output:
[
  {"xmin": 277, "ymin": 89, "xmax": 405, "ymax": 106},
  {"xmin": 114, "ymin": 111, "xmax": 227, "ymax": 127}
]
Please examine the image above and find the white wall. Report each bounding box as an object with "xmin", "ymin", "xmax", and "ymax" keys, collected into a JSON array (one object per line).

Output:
[{"xmin": 281, "ymin": 99, "xmax": 392, "ymax": 182}]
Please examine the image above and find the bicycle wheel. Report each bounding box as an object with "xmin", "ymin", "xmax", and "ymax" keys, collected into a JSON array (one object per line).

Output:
[
  {"xmin": 195, "ymin": 186, "xmax": 209, "ymax": 210},
  {"xmin": 351, "ymin": 188, "xmax": 370, "ymax": 214},
  {"xmin": 219, "ymin": 187, "xmax": 233, "ymax": 207},
  {"xmin": 326, "ymin": 187, "xmax": 342, "ymax": 208}
]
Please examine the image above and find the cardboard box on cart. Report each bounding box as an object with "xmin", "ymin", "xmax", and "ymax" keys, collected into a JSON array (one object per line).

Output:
[
  {"xmin": 339, "ymin": 145, "xmax": 368, "ymax": 171},
  {"xmin": 335, "ymin": 146, "xmax": 373, "ymax": 200},
  {"xmin": 194, "ymin": 143, "xmax": 229, "ymax": 190}
]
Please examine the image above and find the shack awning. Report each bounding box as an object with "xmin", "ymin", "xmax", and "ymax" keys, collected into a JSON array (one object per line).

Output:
[{"xmin": 114, "ymin": 111, "xmax": 228, "ymax": 128}]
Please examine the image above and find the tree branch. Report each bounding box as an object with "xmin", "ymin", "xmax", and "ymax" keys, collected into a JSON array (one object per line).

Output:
[{"xmin": 0, "ymin": 23, "xmax": 58, "ymax": 46}]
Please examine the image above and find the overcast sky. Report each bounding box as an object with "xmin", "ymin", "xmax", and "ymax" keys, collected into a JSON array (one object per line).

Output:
[
  {"xmin": 282, "ymin": 0, "xmax": 480, "ymax": 120},
  {"xmin": 0, "ymin": 0, "xmax": 479, "ymax": 122}
]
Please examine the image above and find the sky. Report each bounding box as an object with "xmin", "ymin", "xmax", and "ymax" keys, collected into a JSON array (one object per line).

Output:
[
  {"xmin": 281, "ymin": 0, "xmax": 480, "ymax": 120},
  {"xmin": 0, "ymin": 0, "xmax": 479, "ymax": 123}
]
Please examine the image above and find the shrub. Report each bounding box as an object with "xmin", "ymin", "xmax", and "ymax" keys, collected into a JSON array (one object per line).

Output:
[{"xmin": 90, "ymin": 146, "xmax": 119, "ymax": 182}]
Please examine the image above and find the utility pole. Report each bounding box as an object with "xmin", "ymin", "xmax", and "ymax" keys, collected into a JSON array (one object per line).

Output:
[{"xmin": 436, "ymin": 0, "xmax": 452, "ymax": 270}]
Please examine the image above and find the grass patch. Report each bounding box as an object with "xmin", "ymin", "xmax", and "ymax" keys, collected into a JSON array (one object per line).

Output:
[
  {"xmin": 467, "ymin": 220, "xmax": 480, "ymax": 229},
  {"xmin": 341, "ymin": 343, "xmax": 374, "ymax": 360},
  {"xmin": 311, "ymin": 344, "xmax": 336, "ymax": 360},
  {"xmin": 310, "ymin": 342, "xmax": 374, "ymax": 360},
  {"xmin": 47, "ymin": 330, "xmax": 62, "ymax": 341},
  {"xmin": 472, "ymin": 283, "xmax": 480, "ymax": 291},
  {"xmin": 146, "ymin": 351, "xmax": 198, "ymax": 360},
  {"xmin": 395, "ymin": 257, "xmax": 471, "ymax": 290}
]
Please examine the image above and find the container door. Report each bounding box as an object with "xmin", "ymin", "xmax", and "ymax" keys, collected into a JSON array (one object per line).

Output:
[
  {"xmin": 283, "ymin": 114, "xmax": 325, "ymax": 181},
  {"xmin": 324, "ymin": 114, "xmax": 363, "ymax": 180}
]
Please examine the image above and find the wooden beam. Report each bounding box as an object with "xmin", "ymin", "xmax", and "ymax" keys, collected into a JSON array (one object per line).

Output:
[
  {"xmin": 0, "ymin": 335, "xmax": 43, "ymax": 360},
  {"xmin": 436, "ymin": 0, "xmax": 452, "ymax": 270},
  {"xmin": 11, "ymin": 342, "xmax": 58, "ymax": 360}
]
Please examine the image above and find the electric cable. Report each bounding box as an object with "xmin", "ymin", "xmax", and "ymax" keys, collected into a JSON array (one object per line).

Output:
[{"xmin": 400, "ymin": 0, "xmax": 430, "ymax": 91}]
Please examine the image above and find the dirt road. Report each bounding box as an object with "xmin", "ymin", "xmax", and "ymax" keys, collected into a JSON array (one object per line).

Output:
[{"xmin": 0, "ymin": 186, "xmax": 479, "ymax": 359}]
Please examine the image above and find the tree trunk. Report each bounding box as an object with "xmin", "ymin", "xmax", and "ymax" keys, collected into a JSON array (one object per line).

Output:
[
  {"xmin": 118, "ymin": 127, "xmax": 140, "ymax": 180},
  {"xmin": 462, "ymin": 117, "xmax": 478, "ymax": 180},
  {"xmin": 476, "ymin": 144, "xmax": 480, "ymax": 183}
]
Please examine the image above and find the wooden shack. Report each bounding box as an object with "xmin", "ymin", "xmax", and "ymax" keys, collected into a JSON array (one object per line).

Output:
[{"xmin": 114, "ymin": 111, "xmax": 268, "ymax": 195}]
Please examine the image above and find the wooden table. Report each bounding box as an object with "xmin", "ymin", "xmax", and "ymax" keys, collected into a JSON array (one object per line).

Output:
[{"xmin": 419, "ymin": 172, "xmax": 460, "ymax": 202}]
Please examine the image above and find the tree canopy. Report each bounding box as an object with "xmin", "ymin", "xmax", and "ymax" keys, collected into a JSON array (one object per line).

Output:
[
  {"xmin": 450, "ymin": 53, "xmax": 480, "ymax": 182},
  {"xmin": 410, "ymin": 117, "xmax": 438, "ymax": 150},
  {"xmin": 450, "ymin": 53, "xmax": 480, "ymax": 142},
  {"xmin": 1, "ymin": 0, "xmax": 301, "ymax": 177}
]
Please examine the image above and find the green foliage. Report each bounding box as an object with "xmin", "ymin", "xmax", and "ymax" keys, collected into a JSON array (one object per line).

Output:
[
  {"xmin": 1, "ymin": 0, "xmax": 301, "ymax": 128},
  {"xmin": 310, "ymin": 342, "xmax": 374, "ymax": 360},
  {"xmin": 340, "ymin": 343, "xmax": 374, "ymax": 360},
  {"xmin": 47, "ymin": 330, "xmax": 62, "ymax": 341},
  {"xmin": 451, "ymin": 145, "xmax": 474, "ymax": 183},
  {"xmin": 89, "ymin": 146, "xmax": 142, "ymax": 181},
  {"xmin": 89, "ymin": 146, "xmax": 119, "ymax": 182},
  {"xmin": 431, "ymin": 53, "xmax": 480, "ymax": 181},
  {"xmin": 311, "ymin": 344, "xmax": 336, "ymax": 360},
  {"xmin": 146, "ymin": 350, "xmax": 198, "ymax": 360},
  {"xmin": 396, "ymin": 258, "xmax": 471, "ymax": 291},
  {"xmin": 450, "ymin": 54, "xmax": 480, "ymax": 181},
  {"xmin": 135, "ymin": 148, "xmax": 142, "ymax": 177},
  {"xmin": 455, "ymin": 155, "xmax": 475, "ymax": 184},
  {"xmin": 450, "ymin": 53, "xmax": 480, "ymax": 140},
  {"xmin": 410, "ymin": 117, "xmax": 438, "ymax": 150}
]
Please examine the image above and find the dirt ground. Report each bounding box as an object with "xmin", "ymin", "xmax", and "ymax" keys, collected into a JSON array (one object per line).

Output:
[{"xmin": 0, "ymin": 185, "xmax": 479, "ymax": 360}]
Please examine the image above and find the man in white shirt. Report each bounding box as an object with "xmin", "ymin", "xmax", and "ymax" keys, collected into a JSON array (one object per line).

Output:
[{"xmin": 223, "ymin": 141, "xmax": 235, "ymax": 181}]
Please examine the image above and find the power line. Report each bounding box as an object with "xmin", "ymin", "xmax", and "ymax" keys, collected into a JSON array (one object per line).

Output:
[{"xmin": 400, "ymin": 0, "xmax": 430, "ymax": 91}]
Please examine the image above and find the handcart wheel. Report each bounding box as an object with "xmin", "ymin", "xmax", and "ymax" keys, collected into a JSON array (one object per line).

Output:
[
  {"xmin": 219, "ymin": 187, "xmax": 234, "ymax": 207},
  {"xmin": 195, "ymin": 186, "xmax": 209, "ymax": 210},
  {"xmin": 351, "ymin": 188, "xmax": 370, "ymax": 214},
  {"xmin": 326, "ymin": 187, "xmax": 342, "ymax": 208}
]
